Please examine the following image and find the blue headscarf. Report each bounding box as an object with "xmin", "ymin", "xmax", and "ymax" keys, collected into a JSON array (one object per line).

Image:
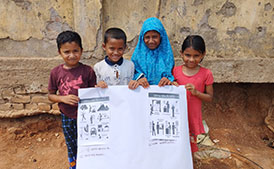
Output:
[{"xmin": 131, "ymin": 17, "xmax": 174, "ymax": 85}]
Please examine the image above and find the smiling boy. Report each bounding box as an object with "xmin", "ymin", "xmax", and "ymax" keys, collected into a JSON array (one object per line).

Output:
[
  {"xmin": 94, "ymin": 28, "xmax": 139, "ymax": 89},
  {"xmin": 48, "ymin": 31, "xmax": 96, "ymax": 169}
]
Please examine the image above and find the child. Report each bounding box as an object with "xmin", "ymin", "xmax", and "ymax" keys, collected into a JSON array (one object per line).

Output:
[
  {"xmin": 48, "ymin": 31, "xmax": 96, "ymax": 169},
  {"xmin": 131, "ymin": 17, "xmax": 175, "ymax": 88},
  {"xmin": 172, "ymin": 35, "xmax": 214, "ymax": 153},
  {"xmin": 94, "ymin": 27, "xmax": 139, "ymax": 89}
]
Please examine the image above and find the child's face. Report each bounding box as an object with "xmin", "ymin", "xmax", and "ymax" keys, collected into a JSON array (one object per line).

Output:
[
  {"xmin": 103, "ymin": 38, "xmax": 126, "ymax": 63},
  {"xmin": 143, "ymin": 30, "xmax": 161, "ymax": 50},
  {"xmin": 181, "ymin": 47, "xmax": 205, "ymax": 69},
  {"xmin": 59, "ymin": 41, "xmax": 82, "ymax": 69}
]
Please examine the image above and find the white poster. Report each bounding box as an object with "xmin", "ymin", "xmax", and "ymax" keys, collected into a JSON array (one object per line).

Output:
[{"xmin": 77, "ymin": 85, "xmax": 193, "ymax": 169}]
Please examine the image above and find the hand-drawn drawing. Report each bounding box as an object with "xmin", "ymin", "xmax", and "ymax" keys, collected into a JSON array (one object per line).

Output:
[
  {"xmin": 78, "ymin": 97, "xmax": 110, "ymax": 144},
  {"xmin": 151, "ymin": 121, "xmax": 156, "ymax": 136},
  {"xmin": 81, "ymin": 112, "xmax": 86, "ymax": 122},
  {"xmin": 148, "ymin": 92, "xmax": 181, "ymax": 141},
  {"xmin": 90, "ymin": 127, "xmax": 97, "ymax": 137},
  {"xmin": 89, "ymin": 105, "xmax": 96, "ymax": 113},
  {"xmin": 80, "ymin": 104, "xmax": 88, "ymax": 111},
  {"xmin": 90, "ymin": 115, "xmax": 95, "ymax": 124},
  {"xmin": 77, "ymin": 87, "xmax": 192, "ymax": 169},
  {"xmin": 97, "ymin": 104, "xmax": 109, "ymax": 111}
]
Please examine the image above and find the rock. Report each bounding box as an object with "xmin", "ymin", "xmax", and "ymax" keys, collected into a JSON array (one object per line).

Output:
[
  {"xmin": 202, "ymin": 120, "xmax": 209, "ymax": 133},
  {"xmin": 195, "ymin": 146, "xmax": 231, "ymax": 160},
  {"xmin": 7, "ymin": 127, "xmax": 23, "ymax": 135},
  {"xmin": 197, "ymin": 134, "xmax": 214, "ymax": 146},
  {"xmin": 213, "ymin": 139, "xmax": 220, "ymax": 143},
  {"xmin": 265, "ymin": 106, "xmax": 274, "ymax": 133},
  {"xmin": 235, "ymin": 158, "xmax": 244, "ymax": 168}
]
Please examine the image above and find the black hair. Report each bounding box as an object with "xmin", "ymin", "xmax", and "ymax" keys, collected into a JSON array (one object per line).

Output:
[
  {"xmin": 181, "ymin": 35, "xmax": 206, "ymax": 54},
  {"xmin": 56, "ymin": 30, "xmax": 83, "ymax": 51},
  {"xmin": 104, "ymin": 28, "xmax": 127, "ymax": 46}
]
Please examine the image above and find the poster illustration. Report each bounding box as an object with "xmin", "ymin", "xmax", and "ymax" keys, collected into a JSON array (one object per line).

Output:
[
  {"xmin": 77, "ymin": 85, "xmax": 193, "ymax": 169},
  {"xmin": 148, "ymin": 92, "xmax": 180, "ymax": 143},
  {"xmin": 78, "ymin": 96, "xmax": 110, "ymax": 145}
]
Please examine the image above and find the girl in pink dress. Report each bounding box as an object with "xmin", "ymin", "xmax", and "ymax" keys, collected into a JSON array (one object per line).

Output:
[{"xmin": 172, "ymin": 35, "xmax": 214, "ymax": 152}]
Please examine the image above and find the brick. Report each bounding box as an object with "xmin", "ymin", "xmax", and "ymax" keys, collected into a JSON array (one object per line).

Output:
[
  {"xmin": 49, "ymin": 110, "xmax": 61, "ymax": 115},
  {"xmin": 26, "ymin": 83, "xmax": 46, "ymax": 94},
  {"xmin": 52, "ymin": 103, "xmax": 59, "ymax": 110},
  {"xmin": 14, "ymin": 87, "xmax": 27, "ymax": 94},
  {"xmin": 2, "ymin": 88, "xmax": 14, "ymax": 98},
  {"xmin": 40, "ymin": 87, "xmax": 49, "ymax": 94},
  {"xmin": 11, "ymin": 95, "xmax": 31, "ymax": 103},
  {"xmin": 0, "ymin": 103, "xmax": 12, "ymax": 111},
  {"xmin": 32, "ymin": 95, "xmax": 52, "ymax": 104},
  {"xmin": 25, "ymin": 103, "xmax": 38, "ymax": 110},
  {"xmin": 12, "ymin": 103, "xmax": 24, "ymax": 110},
  {"xmin": 38, "ymin": 103, "xmax": 51, "ymax": 111},
  {"xmin": 0, "ymin": 99, "xmax": 5, "ymax": 104}
]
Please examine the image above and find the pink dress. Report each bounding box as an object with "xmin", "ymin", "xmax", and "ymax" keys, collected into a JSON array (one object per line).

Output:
[{"xmin": 173, "ymin": 65, "xmax": 213, "ymax": 136}]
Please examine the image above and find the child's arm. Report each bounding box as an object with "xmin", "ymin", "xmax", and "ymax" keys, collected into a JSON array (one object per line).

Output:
[
  {"xmin": 48, "ymin": 90, "xmax": 79, "ymax": 106},
  {"xmin": 96, "ymin": 81, "xmax": 108, "ymax": 88},
  {"xmin": 158, "ymin": 77, "xmax": 172, "ymax": 87},
  {"xmin": 185, "ymin": 83, "xmax": 213, "ymax": 102},
  {"xmin": 128, "ymin": 80, "xmax": 139, "ymax": 89},
  {"xmin": 137, "ymin": 77, "xmax": 150, "ymax": 88},
  {"xmin": 171, "ymin": 81, "xmax": 179, "ymax": 87}
]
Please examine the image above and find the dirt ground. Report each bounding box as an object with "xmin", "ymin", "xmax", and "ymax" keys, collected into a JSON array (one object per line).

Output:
[{"xmin": 0, "ymin": 83, "xmax": 273, "ymax": 169}]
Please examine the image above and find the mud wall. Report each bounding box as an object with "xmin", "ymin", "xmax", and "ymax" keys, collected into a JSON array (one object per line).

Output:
[{"xmin": 0, "ymin": 0, "xmax": 273, "ymax": 117}]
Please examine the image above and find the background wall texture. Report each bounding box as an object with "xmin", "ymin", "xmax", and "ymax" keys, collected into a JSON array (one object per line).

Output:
[{"xmin": 0, "ymin": 0, "xmax": 273, "ymax": 117}]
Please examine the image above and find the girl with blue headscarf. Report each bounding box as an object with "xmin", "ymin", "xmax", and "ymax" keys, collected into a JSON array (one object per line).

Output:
[{"xmin": 131, "ymin": 17, "xmax": 175, "ymax": 88}]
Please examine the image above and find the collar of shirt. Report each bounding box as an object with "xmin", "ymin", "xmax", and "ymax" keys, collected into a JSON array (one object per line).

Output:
[{"xmin": 104, "ymin": 56, "xmax": 124, "ymax": 66}]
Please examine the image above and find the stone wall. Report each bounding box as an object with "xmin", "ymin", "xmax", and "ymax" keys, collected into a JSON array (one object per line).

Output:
[{"xmin": 0, "ymin": 0, "xmax": 273, "ymax": 117}]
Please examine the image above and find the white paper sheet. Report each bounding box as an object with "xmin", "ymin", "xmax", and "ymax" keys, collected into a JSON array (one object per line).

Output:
[{"xmin": 77, "ymin": 85, "xmax": 193, "ymax": 169}]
